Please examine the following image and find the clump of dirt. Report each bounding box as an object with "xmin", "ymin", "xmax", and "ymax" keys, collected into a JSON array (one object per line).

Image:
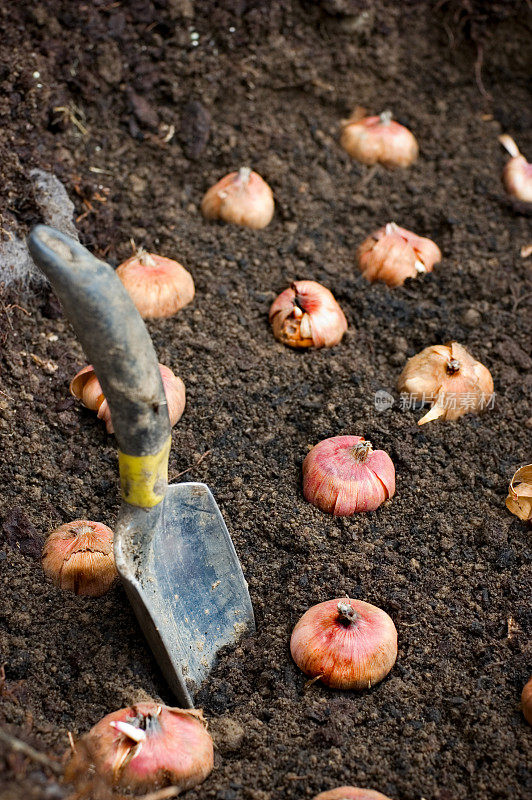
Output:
[{"xmin": 0, "ymin": 2, "xmax": 531, "ymax": 799}]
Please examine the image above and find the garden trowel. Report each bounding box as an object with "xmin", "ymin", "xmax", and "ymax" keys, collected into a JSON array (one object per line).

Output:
[{"xmin": 28, "ymin": 225, "xmax": 255, "ymax": 707}]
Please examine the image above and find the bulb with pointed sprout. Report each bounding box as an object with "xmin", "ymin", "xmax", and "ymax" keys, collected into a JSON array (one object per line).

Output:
[
  {"xmin": 269, "ymin": 280, "xmax": 347, "ymax": 349},
  {"xmin": 290, "ymin": 598, "xmax": 397, "ymax": 689},
  {"xmin": 397, "ymin": 342, "xmax": 494, "ymax": 424},
  {"xmin": 42, "ymin": 520, "xmax": 116, "ymax": 596},
  {"xmin": 70, "ymin": 363, "xmax": 185, "ymax": 434},
  {"xmin": 357, "ymin": 223, "xmax": 441, "ymax": 286},
  {"xmin": 340, "ymin": 109, "xmax": 418, "ymax": 168},
  {"xmin": 201, "ymin": 167, "xmax": 274, "ymax": 228},
  {"xmin": 303, "ymin": 436, "xmax": 395, "ymax": 515},
  {"xmin": 499, "ymin": 135, "xmax": 532, "ymax": 203},
  {"xmin": 64, "ymin": 703, "xmax": 214, "ymax": 792}
]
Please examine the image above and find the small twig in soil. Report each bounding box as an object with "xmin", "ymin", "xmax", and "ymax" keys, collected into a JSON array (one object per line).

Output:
[
  {"xmin": 0, "ymin": 727, "xmax": 63, "ymax": 776},
  {"xmin": 4, "ymin": 303, "xmax": 31, "ymax": 316},
  {"xmin": 173, "ymin": 450, "xmax": 212, "ymax": 480}
]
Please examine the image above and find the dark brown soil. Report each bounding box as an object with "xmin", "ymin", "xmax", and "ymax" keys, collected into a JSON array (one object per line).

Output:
[{"xmin": 1, "ymin": 2, "xmax": 531, "ymax": 799}]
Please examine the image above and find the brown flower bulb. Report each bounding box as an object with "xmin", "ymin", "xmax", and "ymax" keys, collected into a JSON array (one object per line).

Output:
[
  {"xmin": 505, "ymin": 465, "xmax": 532, "ymax": 522},
  {"xmin": 70, "ymin": 364, "xmax": 185, "ymax": 433},
  {"xmin": 397, "ymin": 342, "xmax": 494, "ymax": 425},
  {"xmin": 269, "ymin": 280, "xmax": 347, "ymax": 349},
  {"xmin": 499, "ymin": 135, "xmax": 532, "ymax": 203},
  {"xmin": 357, "ymin": 223, "xmax": 441, "ymax": 286},
  {"xmin": 522, "ymin": 677, "xmax": 532, "ymax": 725},
  {"xmin": 340, "ymin": 110, "xmax": 418, "ymax": 168},
  {"xmin": 64, "ymin": 703, "xmax": 214, "ymax": 793},
  {"xmin": 116, "ymin": 250, "xmax": 195, "ymax": 319},
  {"xmin": 313, "ymin": 788, "xmax": 393, "ymax": 800},
  {"xmin": 42, "ymin": 520, "xmax": 116, "ymax": 596},
  {"xmin": 201, "ymin": 167, "xmax": 274, "ymax": 228}
]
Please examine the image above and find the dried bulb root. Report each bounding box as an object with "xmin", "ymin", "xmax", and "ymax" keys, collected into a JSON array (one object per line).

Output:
[
  {"xmin": 357, "ymin": 222, "xmax": 441, "ymax": 286},
  {"xmin": 340, "ymin": 110, "xmax": 418, "ymax": 168},
  {"xmin": 397, "ymin": 342, "xmax": 494, "ymax": 424},
  {"xmin": 201, "ymin": 168, "xmax": 274, "ymax": 228},
  {"xmin": 506, "ymin": 465, "xmax": 532, "ymax": 522},
  {"xmin": 42, "ymin": 520, "xmax": 117, "ymax": 596}
]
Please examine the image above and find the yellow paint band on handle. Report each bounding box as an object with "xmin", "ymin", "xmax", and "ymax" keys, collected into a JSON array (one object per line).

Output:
[{"xmin": 119, "ymin": 436, "xmax": 171, "ymax": 508}]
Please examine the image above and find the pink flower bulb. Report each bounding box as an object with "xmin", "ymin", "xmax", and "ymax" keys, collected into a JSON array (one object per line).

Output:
[
  {"xmin": 313, "ymin": 788, "xmax": 393, "ymax": 800},
  {"xmin": 357, "ymin": 222, "xmax": 441, "ymax": 287},
  {"xmin": 201, "ymin": 167, "xmax": 274, "ymax": 228},
  {"xmin": 302, "ymin": 436, "xmax": 395, "ymax": 515},
  {"xmin": 340, "ymin": 110, "xmax": 418, "ymax": 168},
  {"xmin": 269, "ymin": 280, "xmax": 347, "ymax": 349},
  {"xmin": 65, "ymin": 703, "xmax": 214, "ymax": 793},
  {"xmin": 290, "ymin": 598, "xmax": 398, "ymax": 690}
]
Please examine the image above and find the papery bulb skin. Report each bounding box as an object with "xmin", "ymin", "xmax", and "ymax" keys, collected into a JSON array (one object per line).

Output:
[
  {"xmin": 499, "ymin": 135, "xmax": 532, "ymax": 203},
  {"xmin": 42, "ymin": 520, "xmax": 116, "ymax": 596},
  {"xmin": 303, "ymin": 436, "xmax": 395, "ymax": 515},
  {"xmin": 116, "ymin": 250, "xmax": 195, "ymax": 319},
  {"xmin": 70, "ymin": 364, "xmax": 185, "ymax": 433},
  {"xmin": 201, "ymin": 167, "xmax": 274, "ymax": 229},
  {"xmin": 269, "ymin": 280, "xmax": 347, "ymax": 349},
  {"xmin": 397, "ymin": 341, "xmax": 494, "ymax": 425},
  {"xmin": 357, "ymin": 222, "xmax": 441, "ymax": 287},
  {"xmin": 290, "ymin": 599, "xmax": 397, "ymax": 689},
  {"xmin": 506, "ymin": 465, "xmax": 532, "ymax": 522},
  {"xmin": 340, "ymin": 110, "xmax": 418, "ymax": 168},
  {"xmin": 522, "ymin": 677, "xmax": 532, "ymax": 725},
  {"xmin": 64, "ymin": 703, "xmax": 214, "ymax": 792},
  {"xmin": 313, "ymin": 788, "xmax": 393, "ymax": 800}
]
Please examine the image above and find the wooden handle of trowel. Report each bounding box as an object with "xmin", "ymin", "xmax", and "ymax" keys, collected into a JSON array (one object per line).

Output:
[{"xmin": 28, "ymin": 225, "xmax": 172, "ymax": 508}]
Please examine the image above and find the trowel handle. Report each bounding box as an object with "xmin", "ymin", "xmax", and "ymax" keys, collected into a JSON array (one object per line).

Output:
[{"xmin": 28, "ymin": 225, "xmax": 172, "ymax": 508}]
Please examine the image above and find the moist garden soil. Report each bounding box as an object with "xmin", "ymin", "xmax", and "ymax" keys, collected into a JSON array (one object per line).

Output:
[{"xmin": 0, "ymin": 1, "xmax": 531, "ymax": 799}]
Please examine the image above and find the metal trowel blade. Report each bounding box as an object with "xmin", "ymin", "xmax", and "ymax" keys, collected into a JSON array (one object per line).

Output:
[{"xmin": 114, "ymin": 482, "xmax": 255, "ymax": 707}]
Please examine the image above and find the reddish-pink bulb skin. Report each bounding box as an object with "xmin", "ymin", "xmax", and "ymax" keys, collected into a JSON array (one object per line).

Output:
[
  {"xmin": 357, "ymin": 223, "xmax": 441, "ymax": 287},
  {"xmin": 313, "ymin": 788, "xmax": 393, "ymax": 800},
  {"xmin": 303, "ymin": 436, "xmax": 395, "ymax": 516},
  {"xmin": 65, "ymin": 703, "xmax": 214, "ymax": 793},
  {"xmin": 290, "ymin": 599, "xmax": 398, "ymax": 690}
]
